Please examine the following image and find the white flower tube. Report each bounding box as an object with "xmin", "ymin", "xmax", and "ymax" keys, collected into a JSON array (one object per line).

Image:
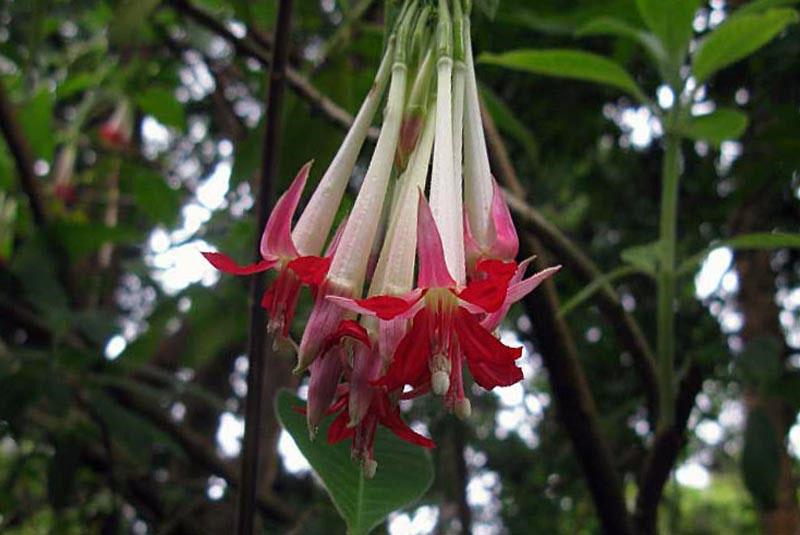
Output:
[
  {"xmin": 325, "ymin": 61, "xmax": 408, "ymax": 293},
  {"xmin": 429, "ymin": 0, "xmax": 466, "ymax": 285},
  {"xmin": 292, "ymin": 40, "xmax": 395, "ymax": 257},
  {"xmin": 462, "ymin": 19, "xmax": 494, "ymax": 249},
  {"xmin": 371, "ymin": 108, "xmax": 436, "ymax": 297}
]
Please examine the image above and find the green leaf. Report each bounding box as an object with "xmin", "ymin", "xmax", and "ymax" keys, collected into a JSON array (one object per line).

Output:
[
  {"xmin": 127, "ymin": 167, "xmax": 182, "ymax": 225},
  {"xmin": 635, "ymin": 0, "xmax": 699, "ymax": 60},
  {"xmin": 479, "ymin": 49, "xmax": 646, "ymax": 101},
  {"xmin": 678, "ymin": 108, "xmax": 749, "ymax": 144},
  {"xmin": 692, "ymin": 9, "xmax": 799, "ymax": 83},
  {"xmin": 10, "ymin": 233, "xmax": 69, "ymax": 313},
  {"xmin": 741, "ymin": 407, "xmax": 780, "ymax": 509},
  {"xmin": 18, "ymin": 88, "xmax": 55, "ymax": 161},
  {"xmin": 620, "ymin": 241, "xmax": 663, "ymax": 276},
  {"xmin": 109, "ymin": 0, "xmax": 160, "ymax": 45},
  {"xmin": 734, "ymin": 0, "xmax": 800, "ymax": 18},
  {"xmin": 559, "ymin": 265, "xmax": 640, "ymax": 318},
  {"xmin": 474, "ymin": 0, "xmax": 500, "ymax": 20},
  {"xmin": 275, "ymin": 390, "xmax": 433, "ymax": 535},
  {"xmin": 136, "ymin": 87, "xmax": 185, "ymax": 130},
  {"xmin": 576, "ymin": 17, "xmax": 667, "ymax": 65},
  {"xmin": 679, "ymin": 232, "xmax": 800, "ymax": 275}
]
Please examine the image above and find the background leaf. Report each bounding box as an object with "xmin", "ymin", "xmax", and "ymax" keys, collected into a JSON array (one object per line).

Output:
[
  {"xmin": 635, "ymin": 0, "xmax": 699, "ymax": 61},
  {"xmin": 692, "ymin": 8, "xmax": 799, "ymax": 82},
  {"xmin": 576, "ymin": 16, "xmax": 666, "ymax": 65},
  {"xmin": 480, "ymin": 49, "xmax": 645, "ymax": 100},
  {"xmin": 136, "ymin": 87, "xmax": 186, "ymax": 130},
  {"xmin": 275, "ymin": 390, "xmax": 433, "ymax": 535},
  {"xmin": 679, "ymin": 108, "xmax": 749, "ymax": 144}
]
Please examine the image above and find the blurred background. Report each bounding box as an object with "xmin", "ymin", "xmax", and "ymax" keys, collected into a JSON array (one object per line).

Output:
[{"xmin": 1, "ymin": 0, "xmax": 799, "ymax": 533}]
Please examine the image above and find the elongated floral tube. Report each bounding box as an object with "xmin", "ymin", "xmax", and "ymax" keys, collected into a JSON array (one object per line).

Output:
[
  {"xmin": 429, "ymin": 55, "xmax": 466, "ymax": 284},
  {"xmin": 371, "ymin": 110, "xmax": 436, "ymax": 297},
  {"xmin": 295, "ymin": 57, "xmax": 409, "ymax": 373},
  {"xmin": 462, "ymin": 19, "xmax": 494, "ymax": 249},
  {"xmin": 325, "ymin": 64, "xmax": 408, "ymax": 292},
  {"xmin": 292, "ymin": 40, "xmax": 395, "ymax": 257}
]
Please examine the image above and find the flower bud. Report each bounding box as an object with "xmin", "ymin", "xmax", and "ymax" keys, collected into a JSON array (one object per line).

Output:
[{"xmin": 454, "ymin": 397, "xmax": 472, "ymax": 420}]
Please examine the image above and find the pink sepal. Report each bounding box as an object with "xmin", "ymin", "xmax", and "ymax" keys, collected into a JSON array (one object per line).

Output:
[{"xmin": 260, "ymin": 161, "xmax": 313, "ymax": 259}]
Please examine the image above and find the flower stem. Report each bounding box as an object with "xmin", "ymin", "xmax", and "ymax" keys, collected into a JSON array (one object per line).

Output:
[{"xmin": 656, "ymin": 124, "xmax": 681, "ymax": 431}]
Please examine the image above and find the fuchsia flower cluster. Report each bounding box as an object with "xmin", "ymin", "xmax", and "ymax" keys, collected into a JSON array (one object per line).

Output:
[{"xmin": 203, "ymin": 0, "xmax": 559, "ymax": 477}]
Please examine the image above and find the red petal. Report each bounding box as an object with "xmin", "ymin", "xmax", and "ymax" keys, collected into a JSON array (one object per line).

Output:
[
  {"xmin": 202, "ymin": 252, "xmax": 277, "ymax": 275},
  {"xmin": 320, "ymin": 320, "xmax": 371, "ymax": 357},
  {"xmin": 454, "ymin": 308, "xmax": 523, "ymax": 389},
  {"xmin": 260, "ymin": 161, "xmax": 312, "ymax": 259},
  {"xmin": 288, "ymin": 255, "xmax": 331, "ymax": 286},
  {"xmin": 458, "ymin": 259, "xmax": 517, "ymax": 312},
  {"xmin": 377, "ymin": 308, "xmax": 432, "ymax": 392},
  {"xmin": 354, "ymin": 295, "xmax": 417, "ymax": 321},
  {"xmin": 375, "ymin": 393, "xmax": 435, "ymax": 448},
  {"xmin": 476, "ymin": 258, "xmax": 517, "ymax": 280},
  {"xmin": 327, "ymin": 409, "xmax": 355, "ymax": 444}
]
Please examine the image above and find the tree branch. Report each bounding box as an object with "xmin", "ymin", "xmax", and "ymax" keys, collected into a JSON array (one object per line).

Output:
[
  {"xmin": 168, "ymin": 0, "xmax": 377, "ymax": 140},
  {"xmin": 480, "ymin": 105, "xmax": 659, "ymax": 419},
  {"xmin": 0, "ymin": 79, "xmax": 47, "ymax": 226},
  {"xmin": 633, "ymin": 361, "xmax": 702, "ymax": 534}
]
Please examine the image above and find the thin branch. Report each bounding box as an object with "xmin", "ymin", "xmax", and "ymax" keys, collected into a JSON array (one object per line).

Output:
[
  {"xmin": 237, "ymin": 1, "xmax": 293, "ymax": 534},
  {"xmin": 485, "ymin": 118, "xmax": 633, "ymax": 535},
  {"xmin": 0, "ymin": 79, "xmax": 47, "ymax": 226},
  {"xmin": 633, "ymin": 362, "xmax": 702, "ymax": 534},
  {"xmin": 480, "ymin": 104, "xmax": 659, "ymax": 418},
  {"xmin": 168, "ymin": 0, "xmax": 377, "ymax": 140}
]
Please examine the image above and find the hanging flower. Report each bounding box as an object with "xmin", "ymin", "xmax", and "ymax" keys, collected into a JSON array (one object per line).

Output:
[
  {"xmin": 329, "ymin": 195, "xmax": 551, "ymax": 418},
  {"xmin": 202, "ymin": 162, "xmax": 333, "ymax": 338}
]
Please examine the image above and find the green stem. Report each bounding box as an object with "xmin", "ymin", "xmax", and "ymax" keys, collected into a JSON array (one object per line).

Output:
[{"xmin": 657, "ymin": 124, "xmax": 681, "ymax": 431}]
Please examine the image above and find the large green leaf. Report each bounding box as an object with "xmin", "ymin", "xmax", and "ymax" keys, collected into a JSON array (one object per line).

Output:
[
  {"xmin": 678, "ymin": 108, "xmax": 749, "ymax": 144},
  {"xmin": 741, "ymin": 407, "xmax": 780, "ymax": 509},
  {"xmin": 275, "ymin": 390, "xmax": 433, "ymax": 535},
  {"xmin": 635, "ymin": 0, "xmax": 699, "ymax": 61},
  {"xmin": 679, "ymin": 232, "xmax": 800, "ymax": 274},
  {"xmin": 576, "ymin": 16, "xmax": 666, "ymax": 66},
  {"xmin": 692, "ymin": 8, "xmax": 799, "ymax": 83},
  {"xmin": 734, "ymin": 0, "xmax": 800, "ymax": 18},
  {"xmin": 479, "ymin": 49, "xmax": 646, "ymax": 101}
]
